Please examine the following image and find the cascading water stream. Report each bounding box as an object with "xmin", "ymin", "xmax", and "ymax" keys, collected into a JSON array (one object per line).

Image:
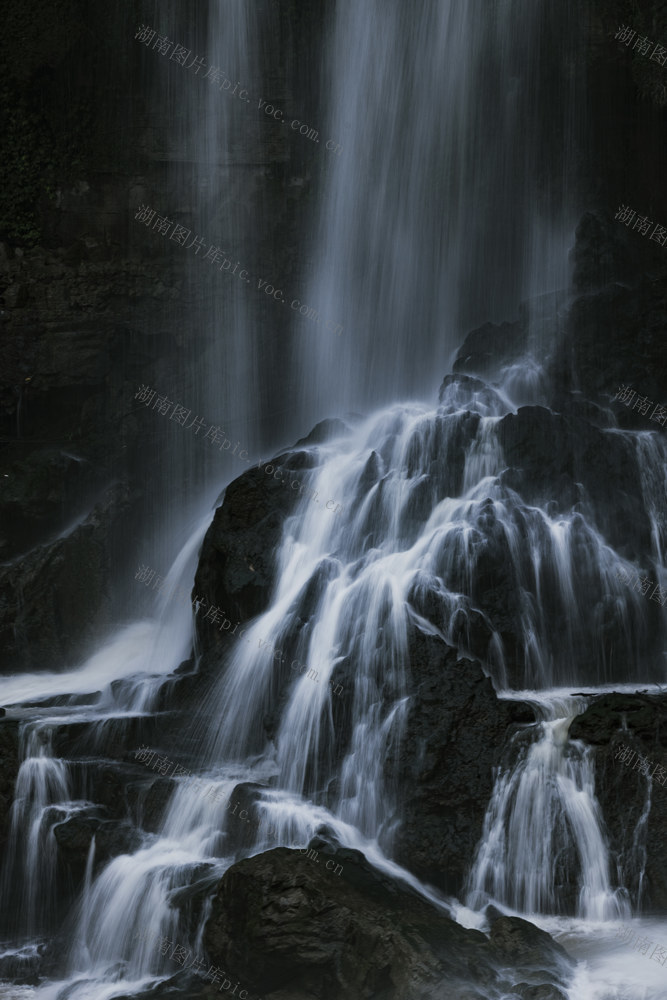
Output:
[
  {"xmin": 3, "ymin": 2, "xmax": 667, "ymax": 998},
  {"xmin": 466, "ymin": 694, "xmax": 630, "ymax": 922},
  {"xmin": 297, "ymin": 0, "xmax": 583, "ymax": 421},
  {"xmin": 1, "ymin": 727, "xmax": 71, "ymax": 939},
  {"xmin": 2, "ymin": 376, "xmax": 667, "ymax": 997}
]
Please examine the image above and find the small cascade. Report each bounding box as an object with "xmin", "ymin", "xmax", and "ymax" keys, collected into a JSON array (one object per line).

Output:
[
  {"xmin": 63, "ymin": 774, "xmax": 240, "ymax": 985},
  {"xmin": 1, "ymin": 726, "xmax": 71, "ymax": 938},
  {"xmin": 95, "ymin": 509, "xmax": 212, "ymax": 719},
  {"xmin": 629, "ymin": 776, "xmax": 652, "ymax": 912},
  {"xmin": 466, "ymin": 694, "xmax": 630, "ymax": 922}
]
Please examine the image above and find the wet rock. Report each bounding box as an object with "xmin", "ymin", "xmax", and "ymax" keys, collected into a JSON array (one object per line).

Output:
[
  {"xmin": 194, "ymin": 448, "xmax": 317, "ymax": 657},
  {"xmin": 203, "ymin": 846, "xmax": 573, "ymax": 1000},
  {"xmin": 569, "ymin": 691, "xmax": 667, "ymax": 910},
  {"xmin": 0, "ymin": 941, "xmax": 44, "ymax": 985},
  {"xmin": 204, "ymin": 845, "xmax": 494, "ymax": 999},
  {"xmin": 127, "ymin": 774, "xmax": 181, "ymax": 834},
  {"xmin": 487, "ymin": 914, "xmax": 573, "ymax": 983},
  {"xmin": 53, "ymin": 811, "xmax": 143, "ymax": 880},
  {"xmin": 390, "ymin": 633, "xmax": 527, "ymax": 895},
  {"xmin": 453, "ymin": 320, "xmax": 527, "ymax": 380},
  {"xmin": 439, "ymin": 373, "xmax": 508, "ymax": 415},
  {"xmin": 569, "ymin": 691, "xmax": 667, "ymax": 746},
  {"xmin": 51, "ymin": 712, "xmax": 166, "ymax": 759},
  {"xmin": 498, "ymin": 405, "xmax": 651, "ymax": 560}
]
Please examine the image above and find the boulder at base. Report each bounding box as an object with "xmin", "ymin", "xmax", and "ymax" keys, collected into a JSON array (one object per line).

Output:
[{"xmin": 202, "ymin": 846, "xmax": 574, "ymax": 1000}]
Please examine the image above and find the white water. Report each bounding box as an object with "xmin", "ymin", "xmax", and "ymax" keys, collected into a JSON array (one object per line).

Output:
[
  {"xmin": 2, "ymin": 393, "xmax": 665, "ymax": 996},
  {"xmin": 1, "ymin": 728, "xmax": 71, "ymax": 937},
  {"xmin": 466, "ymin": 693, "xmax": 630, "ymax": 922},
  {"xmin": 297, "ymin": 0, "xmax": 582, "ymax": 420},
  {"xmin": 1, "ymin": 2, "xmax": 665, "ymax": 999}
]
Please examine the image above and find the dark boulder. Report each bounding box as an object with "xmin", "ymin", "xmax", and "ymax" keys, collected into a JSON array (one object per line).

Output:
[
  {"xmin": 202, "ymin": 846, "xmax": 573, "ymax": 1000},
  {"xmin": 389, "ymin": 633, "xmax": 530, "ymax": 895},
  {"xmin": 193, "ymin": 450, "xmax": 315, "ymax": 658},
  {"xmin": 453, "ymin": 320, "xmax": 527, "ymax": 380}
]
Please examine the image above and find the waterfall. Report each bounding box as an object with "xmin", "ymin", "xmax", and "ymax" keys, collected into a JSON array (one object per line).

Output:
[
  {"xmin": 131, "ymin": 0, "xmax": 270, "ymax": 579},
  {"xmin": 3, "ymin": 2, "xmax": 667, "ymax": 999},
  {"xmin": 4, "ymin": 391, "xmax": 667, "ymax": 993},
  {"xmin": 466, "ymin": 694, "xmax": 630, "ymax": 921},
  {"xmin": 296, "ymin": 0, "xmax": 583, "ymax": 421},
  {"xmin": 1, "ymin": 725, "xmax": 70, "ymax": 938}
]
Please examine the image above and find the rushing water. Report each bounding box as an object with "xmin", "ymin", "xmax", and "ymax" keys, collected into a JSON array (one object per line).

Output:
[
  {"xmin": 296, "ymin": 0, "xmax": 583, "ymax": 420},
  {"xmin": 466, "ymin": 693, "xmax": 630, "ymax": 922},
  {"xmin": 1, "ymin": 2, "xmax": 665, "ymax": 999},
  {"xmin": 2, "ymin": 392, "xmax": 667, "ymax": 997}
]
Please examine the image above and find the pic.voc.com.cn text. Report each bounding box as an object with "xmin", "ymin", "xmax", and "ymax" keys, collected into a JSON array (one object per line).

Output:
[
  {"xmin": 134, "ymin": 384, "xmax": 344, "ymax": 515},
  {"xmin": 133, "ymin": 205, "xmax": 343, "ymax": 337},
  {"xmin": 134, "ymin": 25, "xmax": 343, "ymax": 156}
]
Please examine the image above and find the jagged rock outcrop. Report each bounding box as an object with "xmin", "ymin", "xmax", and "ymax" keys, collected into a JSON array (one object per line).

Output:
[
  {"xmin": 193, "ymin": 418, "xmax": 352, "ymax": 666},
  {"xmin": 389, "ymin": 633, "xmax": 532, "ymax": 895},
  {"xmin": 453, "ymin": 321, "xmax": 527, "ymax": 379},
  {"xmin": 497, "ymin": 405, "xmax": 652, "ymax": 559},
  {"xmin": 202, "ymin": 846, "xmax": 573, "ymax": 1000},
  {"xmin": 193, "ymin": 452, "xmax": 315, "ymax": 653}
]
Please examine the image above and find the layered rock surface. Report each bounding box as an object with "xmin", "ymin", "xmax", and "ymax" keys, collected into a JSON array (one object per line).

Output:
[{"xmin": 202, "ymin": 846, "xmax": 573, "ymax": 1000}]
